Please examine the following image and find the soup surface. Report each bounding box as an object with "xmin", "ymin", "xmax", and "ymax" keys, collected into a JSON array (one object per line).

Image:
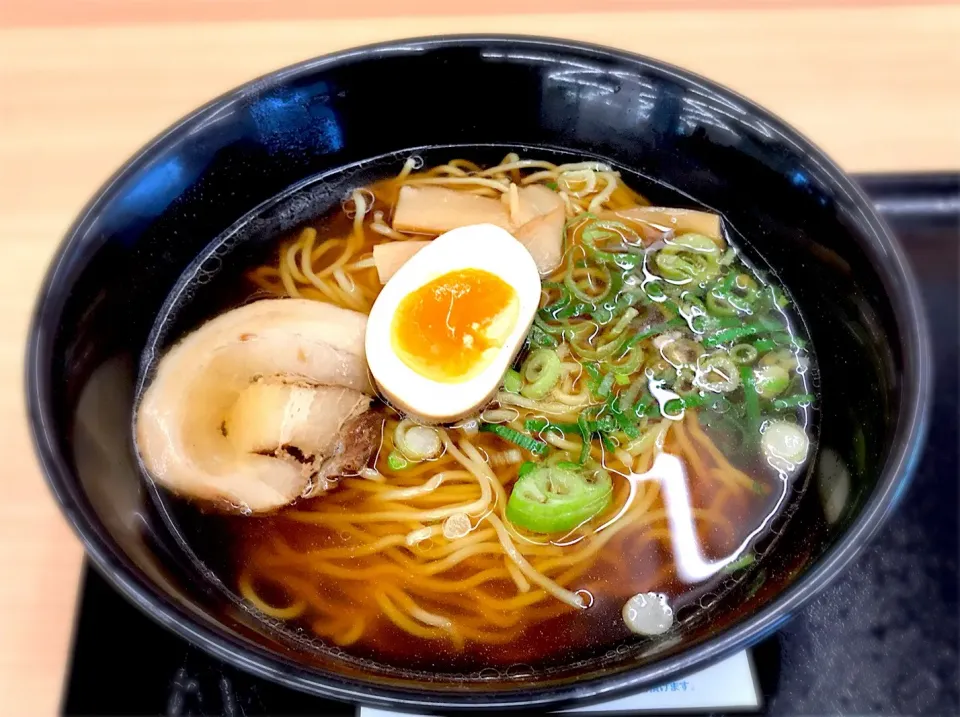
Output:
[{"xmin": 136, "ymin": 154, "xmax": 817, "ymax": 672}]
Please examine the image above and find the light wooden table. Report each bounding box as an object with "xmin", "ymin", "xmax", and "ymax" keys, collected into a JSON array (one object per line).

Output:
[{"xmin": 1, "ymin": 3, "xmax": 957, "ymax": 714}]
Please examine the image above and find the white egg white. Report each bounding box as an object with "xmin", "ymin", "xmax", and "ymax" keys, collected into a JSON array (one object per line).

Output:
[{"xmin": 365, "ymin": 223, "xmax": 542, "ymax": 423}]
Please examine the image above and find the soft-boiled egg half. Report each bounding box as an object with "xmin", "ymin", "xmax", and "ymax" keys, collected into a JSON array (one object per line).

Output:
[{"xmin": 366, "ymin": 224, "xmax": 542, "ymax": 423}]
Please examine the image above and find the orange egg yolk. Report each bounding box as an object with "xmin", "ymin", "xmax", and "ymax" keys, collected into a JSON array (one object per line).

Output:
[{"xmin": 391, "ymin": 268, "xmax": 519, "ymax": 383}]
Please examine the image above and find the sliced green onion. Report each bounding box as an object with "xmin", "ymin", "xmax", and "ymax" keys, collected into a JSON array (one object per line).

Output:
[
  {"xmin": 773, "ymin": 331, "xmax": 807, "ymax": 349},
  {"xmin": 614, "ymin": 373, "xmax": 632, "ymax": 386},
  {"xmin": 661, "ymin": 298, "xmax": 683, "ymax": 320},
  {"xmin": 608, "ymin": 307, "xmax": 639, "ymax": 340},
  {"xmin": 568, "ymin": 330, "xmax": 629, "ymax": 362},
  {"xmin": 552, "ymin": 270, "xmax": 632, "ymax": 326},
  {"xmin": 618, "ymin": 375, "xmax": 646, "ymax": 412},
  {"xmin": 520, "ymin": 348, "xmax": 562, "ymax": 399},
  {"xmin": 702, "ymin": 315, "xmax": 743, "ymax": 331},
  {"xmin": 672, "ymin": 366, "xmax": 699, "ymax": 397},
  {"xmin": 602, "ymin": 343, "xmax": 645, "ymax": 375},
  {"xmin": 680, "ymin": 293, "xmax": 707, "ymax": 319},
  {"xmin": 539, "ymin": 282, "xmax": 572, "ymax": 317},
  {"xmin": 740, "ymin": 365, "xmax": 761, "ymax": 439},
  {"xmin": 527, "ymin": 324, "xmax": 559, "ymax": 348},
  {"xmin": 606, "ymin": 394, "xmax": 641, "ymax": 439},
  {"xmin": 387, "ymin": 450, "xmax": 409, "ymax": 471},
  {"xmin": 553, "ymin": 300, "xmax": 585, "ymax": 320},
  {"xmin": 753, "ymin": 364, "xmax": 790, "ymax": 399},
  {"xmin": 661, "ymin": 337, "xmax": 703, "ymax": 367},
  {"xmin": 400, "ymin": 425, "xmax": 442, "ymax": 460},
  {"xmin": 698, "ymin": 354, "xmax": 741, "ymax": 393},
  {"xmin": 763, "ymin": 285, "xmax": 790, "ymax": 309},
  {"xmin": 525, "ymin": 418, "xmax": 586, "ymax": 435},
  {"xmin": 644, "ymin": 282, "xmax": 666, "ymax": 301},
  {"xmin": 758, "ymin": 316, "xmax": 786, "ymax": 332},
  {"xmin": 730, "ymin": 343, "xmax": 759, "ymax": 365},
  {"xmin": 581, "ymin": 228, "xmax": 643, "ymax": 270},
  {"xmin": 655, "ymin": 247, "xmax": 718, "ymax": 282},
  {"xmin": 761, "ymin": 420, "xmax": 810, "ymax": 465},
  {"xmin": 583, "ymin": 362, "xmax": 602, "ymax": 393},
  {"xmin": 853, "ymin": 424, "xmax": 867, "ymax": 476},
  {"xmin": 660, "ymin": 393, "xmax": 704, "ymax": 417},
  {"xmin": 633, "ymin": 394, "xmax": 656, "ymax": 418},
  {"xmin": 528, "ymin": 418, "xmax": 603, "ymax": 435},
  {"xmin": 721, "ymin": 272, "xmax": 739, "ymax": 292},
  {"xmin": 394, "ymin": 420, "xmax": 441, "ymax": 461},
  {"xmin": 532, "ymin": 315, "xmax": 574, "ymax": 339},
  {"xmin": 590, "ymin": 219, "xmax": 644, "ymax": 243},
  {"xmin": 563, "ymin": 255, "xmax": 617, "ymax": 305},
  {"xmin": 654, "ymin": 234, "xmax": 722, "ymax": 283},
  {"xmin": 753, "ymin": 338, "xmax": 776, "ymax": 352},
  {"xmin": 734, "ymin": 273, "xmax": 759, "ymax": 292},
  {"xmin": 723, "ymin": 552, "xmax": 756, "ymax": 573},
  {"xmin": 617, "ymin": 413, "xmax": 641, "ymax": 438},
  {"xmin": 662, "ymin": 399, "xmax": 683, "ymax": 416},
  {"xmin": 706, "ymin": 289, "xmax": 739, "ymax": 317},
  {"xmin": 506, "ymin": 465, "xmax": 613, "ymax": 533},
  {"xmin": 706, "ymin": 271, "xmax": 761, "ymax": 315},
  {"xmin": 703, "ymin": 325, "xmax": 759, "ymax": 348},
  {"xmin": 759, "ymin": 348, "xmax": 800, "ymax": 371},
  {"xmin": 480, "ymin": 423, "xmax": 548, "ymax": 455},
  {"xmin": 533, "ymin": 314, "xmax": 590, "ymax": 339},
  {"xmin": 591, "ymin": 306, "xmax": 614, "ymax": 324},
  {"xmin": 596, "ymin": 414, "xmax": 618, "ymax": 433},
  {"xmin": 503, "ymin": 369, "xmax": 523, "ymax": 394},
  {"xmin": 701, "ymin": 393, "xmax": 735, "ymax": 415},
  {"xmin": 525, "ymin": 418, "xmax": 549, "ymax": 432},
  {"xmin": 518, "ymin": 461, "xmax": 537, "ymax": 478},
  {"xmin": 577, "ymin": 414, "xmax": 592, "ymax": 464},
  {"xmin": 527, "ymin": 416, "xmax": 628, "ymax": 457},
  {"xmin": 618, "ymin": 317, "xmax": 686, "ymax": 353},
  {"xmin": 596, "ymin": 371, "xmax": 615, "ymax": 399},
  {"xmin": 582, "ymin": 228, "xmax": 617, "ymax": 242}
]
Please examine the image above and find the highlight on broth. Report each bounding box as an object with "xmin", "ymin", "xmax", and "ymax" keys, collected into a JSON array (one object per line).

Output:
[{"xmin": 136, "ymin": 154, "xmax": 816, "ymax": 667}]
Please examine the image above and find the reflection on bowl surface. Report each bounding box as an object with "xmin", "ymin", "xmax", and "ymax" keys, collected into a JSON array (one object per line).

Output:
[{"xmin": 28, "ymin": 36, "xmax": 929, "ymax": 711}]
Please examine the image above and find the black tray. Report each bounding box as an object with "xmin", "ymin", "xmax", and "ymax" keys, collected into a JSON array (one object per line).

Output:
[{"xmin": 61, "ymin": 173, "xmax": 959, "ymax": 717}]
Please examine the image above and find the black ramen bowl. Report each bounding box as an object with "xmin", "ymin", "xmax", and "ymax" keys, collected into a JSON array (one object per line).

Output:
[{"xmin": 27, "ymin": 36, "xmax": 930, "ymax": 711}]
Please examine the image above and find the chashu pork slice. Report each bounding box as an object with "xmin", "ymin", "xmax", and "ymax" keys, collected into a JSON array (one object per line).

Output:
[{"xmin": 135, "ymin": 298, "xmax": 380, "ymax": 514}]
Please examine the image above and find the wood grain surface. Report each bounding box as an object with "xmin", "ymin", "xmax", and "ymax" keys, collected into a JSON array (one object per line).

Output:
[
  {"xmin": 1, "ymin": 4, "xmax": 958, "ymax": 714},
  {"xmin": 5, "ymin": 0, "xmax": 957, "ymax": 27}
]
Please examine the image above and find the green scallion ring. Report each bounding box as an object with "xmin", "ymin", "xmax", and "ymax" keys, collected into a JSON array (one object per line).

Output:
[
  {"xmin": 729, "ymin": 343, "xmax": 759, "ymax": 365},
  {"xmin": 520, "ymin": 348, "xmax": 563, "ymax": 399}
]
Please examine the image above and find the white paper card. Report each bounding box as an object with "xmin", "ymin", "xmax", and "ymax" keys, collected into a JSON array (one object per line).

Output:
[{"xmin": 358, "ymin": 650, "xmax": 760, "ymax": 715}]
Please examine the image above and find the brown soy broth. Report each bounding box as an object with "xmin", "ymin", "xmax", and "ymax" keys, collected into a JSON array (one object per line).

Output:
[
  {"xmin": 157, "ymin": 404, "xmax": 794, "ymax": 674},
  {"xmin": 140, "ymin": 154, "xmax": 817, "ymax": 675},
  {"xmin": 193, "ymin": 499, "xmax": 661, "ymax": 670},
  {"xmin": 164, "ymin": 432, "xmax": 789, "ymax": 673}
]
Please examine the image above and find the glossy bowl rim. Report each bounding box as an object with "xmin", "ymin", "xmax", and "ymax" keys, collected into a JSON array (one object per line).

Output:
[{"xmin": 26, "ymin": 34, "xmax": 932, "ymax": 710}]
